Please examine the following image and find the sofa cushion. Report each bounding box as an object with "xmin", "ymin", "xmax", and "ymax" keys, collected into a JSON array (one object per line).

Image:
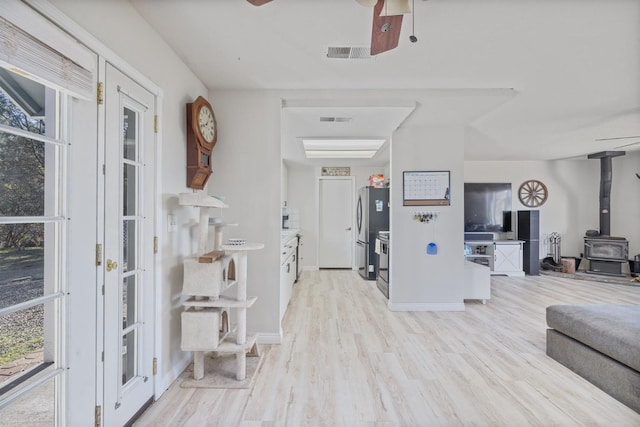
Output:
[{"xmin": 546, "ymin": 304, "xmax": 640, "ymax": 372}]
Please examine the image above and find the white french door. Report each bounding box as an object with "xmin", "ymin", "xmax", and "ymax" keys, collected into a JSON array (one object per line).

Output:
[{"xmin": 101, "ymin": 63, "xmax": 155, "ymax": 426}]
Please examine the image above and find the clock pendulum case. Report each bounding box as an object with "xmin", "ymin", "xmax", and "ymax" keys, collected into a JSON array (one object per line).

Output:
[{"xmin": 186, "ymin": 96, "xmax": 217, "ymax": 190}]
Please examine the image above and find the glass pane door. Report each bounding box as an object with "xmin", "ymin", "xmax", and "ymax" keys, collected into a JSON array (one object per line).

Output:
[{"xmin": 102, "ymin": 63, "xmax": 155, "ymax": 426}]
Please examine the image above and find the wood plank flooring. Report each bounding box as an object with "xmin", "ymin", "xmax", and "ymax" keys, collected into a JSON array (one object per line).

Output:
[{"xmin": 135, "ymin": 271, "xmax": 640, "ymax": 426}]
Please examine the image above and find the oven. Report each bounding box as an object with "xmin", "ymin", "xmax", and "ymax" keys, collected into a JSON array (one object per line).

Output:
[{"xmin": 376, "ymin": 233, "xmax": 389, "ymax": 298}]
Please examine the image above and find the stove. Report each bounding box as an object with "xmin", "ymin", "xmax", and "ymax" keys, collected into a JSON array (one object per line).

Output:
[
  {"xmin": 584, "ymin": 236, "xmax": 628, "ymax": 276},
  {"xmin": 584, "ymin": 151, "xmax": 627, "ymax": 277}
]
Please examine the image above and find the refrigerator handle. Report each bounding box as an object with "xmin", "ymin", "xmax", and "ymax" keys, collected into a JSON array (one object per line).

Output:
[{"xmin": 356, "ymin": 196, "xmax": 362, "ymax": 234}]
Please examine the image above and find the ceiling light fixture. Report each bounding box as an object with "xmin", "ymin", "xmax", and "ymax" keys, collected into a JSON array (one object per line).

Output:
[
  {"xmin": 302, "ymin": 138, "xmax": 386, "ymax": 159},
  {"xmin": 305, "ymin": 150, "xmax": 378, "ymax": 159}
]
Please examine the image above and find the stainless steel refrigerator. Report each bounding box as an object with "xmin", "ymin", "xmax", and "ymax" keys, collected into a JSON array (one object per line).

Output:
[{"xmin": 356, "ymin": 186, "xmax": 389, "ymax": 280}]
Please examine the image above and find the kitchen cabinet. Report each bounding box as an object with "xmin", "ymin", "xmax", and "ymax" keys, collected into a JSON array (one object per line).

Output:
[
  {"xmin": 464, "ymin": 260, "xmax": 490, "ymax": 304},
  {"xmin": 280, "ymin": 232, "xmax": 299, "ymax": 324}
]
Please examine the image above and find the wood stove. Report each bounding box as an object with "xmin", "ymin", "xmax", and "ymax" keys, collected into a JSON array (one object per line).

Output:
[
  {"xmin": 584, "ymin": 237, "xmax": 628, "ymax": 276},
  {"xmin": 584, "ymin": 150, "xmax": 627, "ymax": 277}
]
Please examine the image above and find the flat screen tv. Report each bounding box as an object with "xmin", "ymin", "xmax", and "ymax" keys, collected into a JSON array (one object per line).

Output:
[{"xmin": 464, "ymin": 183, "xmax": 512, "ymax": 232}]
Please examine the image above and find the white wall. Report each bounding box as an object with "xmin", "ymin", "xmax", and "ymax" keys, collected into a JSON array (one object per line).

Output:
[
  {"xmin": 48, "ymin": 0, "xmax": 210, "ymax": 396},
  {"xmin": 610, "ymin": 150, "xmax": 640, "ymax": 258},
  {"xmin": 465, "ymin": 152, "xmax": 640, "ymax": 265},
  {"xmin": 207, "ymin": 89, "xmax": 282, "ymax": 342},
  {"xmin": 390, "ymin": 127, "xmax": 465, "ymax": 310}
]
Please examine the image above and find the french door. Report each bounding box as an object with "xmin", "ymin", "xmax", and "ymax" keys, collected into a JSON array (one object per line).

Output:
[{"xmin": 101, "ymin": 63, "xmax": 155, "ymax": 426}]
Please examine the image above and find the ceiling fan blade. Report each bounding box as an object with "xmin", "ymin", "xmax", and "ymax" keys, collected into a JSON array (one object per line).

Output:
[
  {"xmin": 370, "ymin": 0, "xmax": 404, "ymax": 55},
  {"xmin": 247, "ymin": 0, "xmax": 273, "ymax": 6}
]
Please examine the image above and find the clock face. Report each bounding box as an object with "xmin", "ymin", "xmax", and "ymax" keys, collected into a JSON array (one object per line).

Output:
[{"xmin": 198, "ymin": 105, "xmax": 216, "ymax": 144}]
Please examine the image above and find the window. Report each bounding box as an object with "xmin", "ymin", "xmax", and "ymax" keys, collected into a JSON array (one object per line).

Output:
[{"xmin": 0, "ymin": 68, "xmax": 66, "ymax": 425}]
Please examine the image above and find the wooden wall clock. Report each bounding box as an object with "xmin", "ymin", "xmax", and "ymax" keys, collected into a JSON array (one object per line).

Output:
[{"xmin": 186, "ymin": 96, "xmax": 217, "ymax": 189}]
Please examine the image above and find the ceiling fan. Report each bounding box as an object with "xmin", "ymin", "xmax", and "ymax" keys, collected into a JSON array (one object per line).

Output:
[
  {"xmin": 246, "ymin": 0, "xmax": 414, "ymax": 55},
  {"xmin": 246, "ymin": 0, "xmax": 273, "ymax": 5},
  {"xmin": 357, "ymin": 0, "xmax": 412, "ymax": 55}
]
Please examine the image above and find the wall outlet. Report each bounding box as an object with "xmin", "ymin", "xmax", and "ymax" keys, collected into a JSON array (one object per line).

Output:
[{"xmin": 168, "ymin": 215, "xmax": 177, "ymax": 232}]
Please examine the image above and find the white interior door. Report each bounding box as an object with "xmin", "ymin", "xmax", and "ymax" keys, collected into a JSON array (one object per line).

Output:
[
  {"xmin": 318, "ymin": 178, "xmax": 353, "ymax": 268},
  {"xmin": 102, "ymin": 63, "xmax": 155, "ymax": 426}
]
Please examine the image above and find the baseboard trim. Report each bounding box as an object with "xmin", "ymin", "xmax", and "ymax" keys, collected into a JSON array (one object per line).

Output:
[
  {"xmin": 155, "ymin": 353, "xmax": 191, "ymax": 399},
  {"xmin": 302, "ymin": 266, "xmax": 319, "ymax": 272},
  {"xmin": 258, "ymin": 332, "xmax": 282, "ymax": 345},
  {"xmin": 388, "ymin": 302, "xmax": 466, "ymax": 312}
]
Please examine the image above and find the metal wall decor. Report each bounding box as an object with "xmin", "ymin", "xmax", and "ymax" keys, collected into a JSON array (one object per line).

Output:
[
  {"xmin": 321, "ymin": 166, "xmax": 350, "ymax": 176},
  {"xmin": 518, "ymin": 179, "xmax": 548, "ymax": 207}
]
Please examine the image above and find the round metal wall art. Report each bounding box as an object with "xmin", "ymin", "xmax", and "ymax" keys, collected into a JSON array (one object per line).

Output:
[{"xmin": 518, "ymin": 179, "xmax": 548, "ymax": 207}]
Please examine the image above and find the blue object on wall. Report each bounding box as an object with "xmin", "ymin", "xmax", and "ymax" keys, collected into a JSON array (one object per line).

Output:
[{"xmin": 427, "ymin": 242, "xmax": 438, "ymax": 255}]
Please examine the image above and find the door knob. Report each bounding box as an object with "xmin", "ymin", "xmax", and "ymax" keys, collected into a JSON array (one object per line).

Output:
[
  {"xmin": 346, "ymin": 227, "xmax": 352, "ymax": 231},
  {"xmin": 106, "ymin": 259, "xmax": 118, "ymax": 272}
]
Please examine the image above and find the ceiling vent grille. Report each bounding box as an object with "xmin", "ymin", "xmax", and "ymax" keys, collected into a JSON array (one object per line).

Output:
[
  {"xmin": 319, "ymin": 116, "xmax": 352, "ymax": 122},
  {"xmin": 326, "ymin": 46, "xmax": 372, "ymax": 60}
]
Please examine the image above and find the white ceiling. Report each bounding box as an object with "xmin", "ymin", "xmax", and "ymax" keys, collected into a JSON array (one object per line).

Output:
[{"xmin": 131, "ymin": 0, "xmax": 640, "ymax": 163}]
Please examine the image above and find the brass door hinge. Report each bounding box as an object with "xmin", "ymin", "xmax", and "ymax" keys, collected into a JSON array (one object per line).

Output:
[
  {"xmin": 153, "ymin": 236, "xmax": 158, "ymax": 254},
  {"xmin": 153, "ymin": 357, "xmax": 158, "ymax": 375},
  {"xmin": 154, "ymin": 115, "xmax": 159, "ymax": 133},
  {"xmin": 95, "ymin": 405, "xmax": 102, "ymax": 427},
  {"xmin": 96, "ymin": 244, "xmax": 102, "ymax": 266},
  {"xmin": 97, "ymin": 82, "xmax": 104, "ymax": 105}
]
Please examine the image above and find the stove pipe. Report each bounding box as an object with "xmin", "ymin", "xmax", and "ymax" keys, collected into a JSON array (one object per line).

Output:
[{"xmin": 587, "ymin": 150, "xmax": 625, "ymax": 236}]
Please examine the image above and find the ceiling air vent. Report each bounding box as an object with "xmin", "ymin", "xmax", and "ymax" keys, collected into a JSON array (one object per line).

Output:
[
  {"xmin": 326, "ymin": 46, "xmax": 372, "ymax": 60},
  {"xmin": 319, "ymin": 117, "xmax": 352, "ymax": 123}
]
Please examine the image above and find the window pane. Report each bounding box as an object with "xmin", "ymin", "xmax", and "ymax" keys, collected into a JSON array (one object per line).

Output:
[
  {"xmin": 122, "ymin": 275, "xmax": 136, "ymax": 329},
  {"xmin": 0, "ymin": 304, "xmax": 43, "ymax": 374},
  {"xmin": 122, "ymin": 220, "xmax": 136, "ymax": 272},
  {"xmin": 0, "ymin": 136, "xmax": 46, "ymax": 217},
  {"xmin": 0, "ymin": 375, "xmax": 56, "ymax": 426},
  {"xmin": 123, "ymin": 107, "xmax": 136, "ymax": 161},
  {"xmin": 0, "ymin": 242, "xmax": 44, "ymax": 310},
  {"xmin": 0, "ymin": 71, "xmax": 47, "ymax": 129},
  {"xmin": 123, "ymin": 163, "xmax": 137, "ymax": 216},
  {"xmin": 122, "ymin": 329, "xmax": 137, "ymax": 386},
  {"xmin": 0, "ymin": 80, "xmax": 48, "ymax": 219}
]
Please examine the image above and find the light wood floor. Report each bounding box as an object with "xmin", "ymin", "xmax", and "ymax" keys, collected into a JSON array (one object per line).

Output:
[{"xmin": 135, "ymin": 270, "xmax": 640, "ymax": 426}]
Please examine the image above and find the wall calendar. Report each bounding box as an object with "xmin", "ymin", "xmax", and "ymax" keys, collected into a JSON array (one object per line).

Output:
[{"xmin": 403, "ymin": 171, "xmax": 451, "ymax": 206}]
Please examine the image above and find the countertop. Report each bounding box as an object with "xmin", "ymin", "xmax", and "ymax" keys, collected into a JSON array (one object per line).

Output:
[{"xmin": 281, "ymin": 229, "xmax": 300, "ymax": 240}]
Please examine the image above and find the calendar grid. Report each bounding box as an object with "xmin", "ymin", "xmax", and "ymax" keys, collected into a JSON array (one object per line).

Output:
[{"xmin": 403, "ymin": 171, "xmax": 450, "ymax": 206}]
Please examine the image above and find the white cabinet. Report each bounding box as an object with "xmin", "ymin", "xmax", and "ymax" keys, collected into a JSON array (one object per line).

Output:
[
  {"xmin": 280, "ymin": 233, "xmax": 298, "ymax": 324},
  {"xmin": 465, "ymin": 240, "xmax": 524, "ymax": 277},
  {"xmin": 464, "ymin": 260, "xmax": 490, "ymax": 304},
  {"xmin": 493, "ymin": 241, "xmax": 524, "ymax": 277},
  {"xmin": 464, "ymin": 241, "xmax": 494, "ymax": 270}
]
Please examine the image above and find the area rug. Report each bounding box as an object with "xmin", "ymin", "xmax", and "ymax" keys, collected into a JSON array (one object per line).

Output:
[{"xmin": 179, "ymin": 353, "xmax": 261, "ymax": 389}]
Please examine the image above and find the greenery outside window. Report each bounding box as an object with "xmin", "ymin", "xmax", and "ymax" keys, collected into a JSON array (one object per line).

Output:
[{"xmin": 0, "ymin": 69, "xmax": 66, "ymax": 425}]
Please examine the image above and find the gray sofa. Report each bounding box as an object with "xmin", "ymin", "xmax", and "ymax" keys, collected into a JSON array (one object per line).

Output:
[{"xmin": 546, "ymin": 304, "xmax": 640, "ymax": 413}]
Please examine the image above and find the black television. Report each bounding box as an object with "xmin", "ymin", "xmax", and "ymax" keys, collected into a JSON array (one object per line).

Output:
[{"xmin": 464, "ymin": 183, "xmax": 512, "ymax": 232}]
